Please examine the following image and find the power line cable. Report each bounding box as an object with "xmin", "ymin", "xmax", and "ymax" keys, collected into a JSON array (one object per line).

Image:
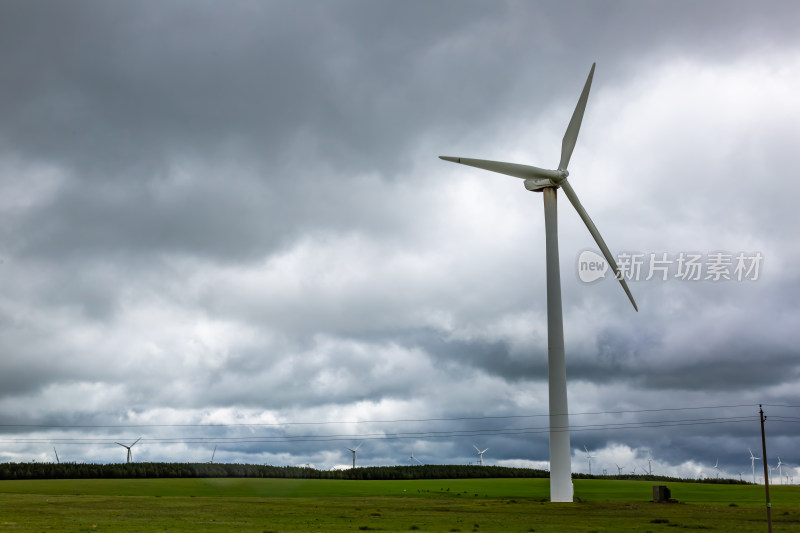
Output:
[
  {"xmin": 0, "ymin": 415, "xmax": 760, "ymax": 445},
  {"xmin": 0, "ymin": 403, "xmax": 768, "ymax": 430}
]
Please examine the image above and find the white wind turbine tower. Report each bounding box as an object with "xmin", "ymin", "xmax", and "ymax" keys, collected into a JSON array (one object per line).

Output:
[
  {"xmin": 749, "ymin": 448, "xmax": 761, "ymax": 484},
  {"xmin": 777, "ymin": 457, "xmax": 783, "ymax": 485},
  {"xmin": 584, "ymin": 445, "xmax": 597, "ymax": 475},
  {"xmin": 115, "ymin": 437, "xmax": 141, "ymax": 464},
  {"xmin": 474, "ymin": 445, "xmax": 489, "ymax": 466},
  {"xmin": 409, "ymin": 451, "xmax": 422, "ymax": 466},
  {"xmin": 713, "ymin": 458, "xmax": 721, "ymax": 479},
  {"xmin": 440, "ymin": 64, "xmax": 637, "ymax": 502},
  {"xmin": 346, "ymin": 442, "xmax": 362, "ymax": 468}
]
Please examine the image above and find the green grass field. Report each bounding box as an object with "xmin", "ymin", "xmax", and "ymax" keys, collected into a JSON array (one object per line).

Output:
[{"xmin": 0, "ymin": 478, "xmax": 798, "ymax": 532}]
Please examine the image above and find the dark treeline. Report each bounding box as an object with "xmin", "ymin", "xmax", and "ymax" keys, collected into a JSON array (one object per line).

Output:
[
  {"xmin": 0, "ymin": 463, "xmax": 550, "ymax": 481},
  {"xmin": 0, "ymin": 463, "xmax": 752, "ymax": 483},
  {"xmin": 576, "ymin": 473, "xmax": 750, "ymax": 485}
]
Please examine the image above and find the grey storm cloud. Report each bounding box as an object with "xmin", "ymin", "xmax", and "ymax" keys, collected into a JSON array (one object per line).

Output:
[{"xmin": 0, "ymin": 0, "xmax": 799, "ymax": 477}]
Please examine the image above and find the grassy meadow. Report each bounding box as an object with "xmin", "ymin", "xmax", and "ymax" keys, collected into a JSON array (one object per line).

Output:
[{"xmin": 0, "ymin": 478, "xmax": 798, "ymax": 532}]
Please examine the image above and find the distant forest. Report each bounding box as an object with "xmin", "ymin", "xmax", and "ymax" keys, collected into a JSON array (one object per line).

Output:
[{"xmin": 0, "ymin": 463, "xmax": 750, "ymax": 483}]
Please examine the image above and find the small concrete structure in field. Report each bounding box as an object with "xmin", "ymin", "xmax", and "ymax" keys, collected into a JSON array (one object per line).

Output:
[{"xmin": 652, "ymin": 485, "xmax": 677, "ymax": 503}]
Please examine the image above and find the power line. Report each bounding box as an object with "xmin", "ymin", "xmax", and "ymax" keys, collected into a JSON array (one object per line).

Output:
[
  {"xmin": 0, "ymin": 415, "xmax": 760, "ymax": 445},
  {"xmin": 0, "ymin": 403, "xmax": 767, "ymax": 430}
]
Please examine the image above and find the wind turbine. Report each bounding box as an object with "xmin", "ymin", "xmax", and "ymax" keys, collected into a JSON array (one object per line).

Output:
[
  {"xmin": 115, "ymin": 437, "xmax": 141, "ymax": 464},
  {"xmin": 713, "ymin": 458, "xmax": 721, "ymax": 479},
  {"xmin": 346, "ymin": 442, "xmax": 362, "ymax": 468},
  {"xmin": 749, "ymin": 448, "xmax": 761, "ymax": 484},
  {"xmin": 208, "ymin": 445, "xmax": 217, "ymax": 464},
  {"xmin": 53, "ymin": 447, "xmax": 59, "ymax": 464},
  {"xmin": 615, "ymin": 463, "xmax": 625, "ymax": 476},
  {"xmin": 440, "ymin": 64, "xmax": 637, "ymax": 502},
  {"xmin": 584, "ymin": 445, "xmax": 597, "ymax": 475},
  {"xmin": 409, "ymin": 451, "xmax": 422, "ymax": 466},
  {"xmin": 473, "ymin": 445, "xmax": 488, "ymax": 466},
  {"xmin": 646, "ymin": 452, "xmax": 654, "ymax": 476},
  {"xmin": 777, "ymin": 457, "xmax": 783, "ymax": 485}
]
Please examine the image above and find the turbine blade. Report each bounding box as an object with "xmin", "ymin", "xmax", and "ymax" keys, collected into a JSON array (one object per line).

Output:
[
  {"xmin": 559, "ymin": 179, "xmax": 638, "ymax": 311},
  {"xmin": 473, "ymin": 445, "xmax": 480, "ymax": 453},
  {"xmin": 439, "ymin": 156, "xmax": 558, "ymax": 181},
  {"xmin": 559, "ymin": 63, "xmax": 595, "ymax": 171},
  {"xmin": 132, "ymin": 437, "xmax": 142, "ymax": 446}
]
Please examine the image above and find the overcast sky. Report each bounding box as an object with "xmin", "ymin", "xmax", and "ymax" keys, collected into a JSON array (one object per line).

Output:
[{"xmin": 1, "ymin": 0, "xmax": 799, "ymax": 481}]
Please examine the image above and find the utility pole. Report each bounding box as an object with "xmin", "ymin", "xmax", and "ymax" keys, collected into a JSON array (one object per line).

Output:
[{"xmin": 760, "ymin": 405, "xmax": 772, "ymax": 533}]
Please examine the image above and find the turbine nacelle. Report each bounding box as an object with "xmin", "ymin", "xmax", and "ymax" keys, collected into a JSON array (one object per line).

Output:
[
  {"xmin": 524, "ymin": 177, "xmax": 558, "ymax": 191},
  {"xmin": 525, "ymin": 169, "xmax": 567, "ymax": 192}
]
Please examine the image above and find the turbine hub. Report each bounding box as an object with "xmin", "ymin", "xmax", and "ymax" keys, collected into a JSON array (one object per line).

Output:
[{"xmin": 556, "ymin": 169, "xmax": 569, "ymax": 181}]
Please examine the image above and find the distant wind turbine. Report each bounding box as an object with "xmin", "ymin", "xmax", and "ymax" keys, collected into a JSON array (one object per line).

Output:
[
  {"xmin": 713, "ymin": 458, "xmax": 721, "ymax": 479},
  {"xmin": 346, "ymin": 442, "xmax": 362, "ymax": 468},
  {"xmin": 777, "ymin": 457, "xmax": 783, "ymax": 485},
  {"xmin": 615, "ymin": 463, "xmax": 625, "ymax": 476},
  {"xmin": 440, "ymin": 63, "xmax": 637, "ymax": 503},
  {"xmin": 584, "ymin": 445, "xmax": 597, "ymax": 475},
  {"xmin": 409, "ymin": 451, "xmax": 422, "ymax": 466},
  {"xmin": 115, "ymin": 437, "xmax": 141, "ymax": 464},
  {"xmin": 53, "ymin": 447, "xmax": 59, "ymax": 464},
  {"xmin": 473, "ymin": 445, "xmax": 488, "ymax": 466},
  {"xmin": 749, "ymin": 448, "xmax": 761, "ymax": 484},
  {"xmin": 208, "ymin": 445, "xmax": 217, "ymax": 464}
]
